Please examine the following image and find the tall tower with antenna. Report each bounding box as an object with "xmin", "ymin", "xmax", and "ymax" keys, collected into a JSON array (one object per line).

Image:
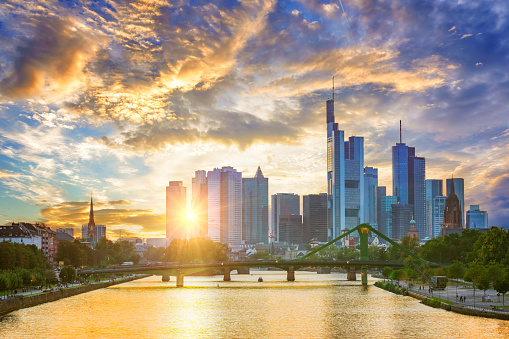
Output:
[{"xmin": 326, "ymin": 76, "xmax": 364, "ymax": 240}]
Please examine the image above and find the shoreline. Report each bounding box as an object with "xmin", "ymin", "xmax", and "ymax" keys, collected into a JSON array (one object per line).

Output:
[
  {"xmin": 0, "ymin": 275, "xmax": 149, "ymax": 317},
  {"xmin": 374, "ymin": 280, "xmax": 509, "ymax": 321}
]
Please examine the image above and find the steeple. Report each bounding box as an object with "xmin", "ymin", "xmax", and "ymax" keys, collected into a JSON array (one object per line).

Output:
[
  {"xmin": 450, "ymin": 175, "xmax": 456, "ymax": 197},
  {"xmin": 87, "ymin": 194, "xmax": 96, "ymax": 243},
  {"xmin": 89, "ymin": 194, "xmax": 95, "ymax": 226}
]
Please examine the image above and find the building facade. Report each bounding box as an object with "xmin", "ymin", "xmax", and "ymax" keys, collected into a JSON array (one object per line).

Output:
[
  {"xmin": 443, "ymin": 178, "xmax": 462, "ymax": 235},
  {"xmin": 278, "ymin": 215, "xmax": 303, "ymax": 244},
  {"xmin": 446, "ymin": 178, "xmax": 465, "ymax": 228},
  {"xmin": 432, "ymin": 196, "xmax": 447, "ymax": 238},
  {"xmin": 364, "ymin": 167, "xmax": 378, "ymax": 229},
  {"xmin": 380, "ymin": 196, "xmax": 398, "ymax": 240},
  {"xmin": 425, "ymin": 179, "xmax": 443, "ymax": 239},
  {"xmin": 192, "ymin": 170, "xmax": 208, "ymax": 238},
  {"xmin": 242, "ymin": 167, "xmax": 269, "ymax": 244},
  {"xmin": 466, "ymin": 205, "xmax": 488, "ymax": 229},
  {"xmin": 271, "ymin": 193, "xmax": 300, "ymax": 243},
  {"xmin": 207, "ymin": 167, "xmax": 242, "ymax": 248},
  {"xmin": 165, "ymin": 181, "xmax": 187, "ymax": 241},
  {"xmin": 303, "ymin": 193, "xmax": 327, "ymax": 243}
]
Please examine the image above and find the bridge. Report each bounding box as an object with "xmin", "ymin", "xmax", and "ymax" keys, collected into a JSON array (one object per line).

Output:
[{"xmin": 78, "ymin": 224, "xmax": 438, "ymax": 287}]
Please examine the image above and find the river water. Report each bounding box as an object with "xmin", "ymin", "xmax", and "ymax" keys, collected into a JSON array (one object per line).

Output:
[{"xmin": 0, "ymin": 271, "xmax": 508, "ymax": 338}]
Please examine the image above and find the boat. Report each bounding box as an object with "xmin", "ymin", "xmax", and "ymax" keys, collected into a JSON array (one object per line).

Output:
[{"xmin": 258, "ymin": 277, "xmax": 263, "ymax": 282}]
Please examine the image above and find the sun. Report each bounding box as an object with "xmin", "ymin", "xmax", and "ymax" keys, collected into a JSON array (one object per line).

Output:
[{"xmin": 186, "ymin": 212, "xmax": 195, "ymax": 222}]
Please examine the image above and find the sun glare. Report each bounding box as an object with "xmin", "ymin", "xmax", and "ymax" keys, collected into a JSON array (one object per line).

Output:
[{"xmin": 186, "ymin": 212, "xmax": 195, "ymax": 222}]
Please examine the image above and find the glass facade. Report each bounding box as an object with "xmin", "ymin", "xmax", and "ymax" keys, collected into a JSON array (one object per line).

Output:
[
  {"xmin": 242, "ymin": 167, "xmax": 269, "ymax": 244},
  {"xmin": 432, "ymin": 196, "xmax": 447, "ymax": 238},
  {"xmin": 425, "ymin": 179, "xmax": 443, "ymax": 238},
  {"xmin": 392, "ymin": 143, "xmax": 409, "ymax": 204},
  {"xmin": 446, "ymin": 178, "xmax": 465, "ymax": 228},
  {"xmin": 381, "ymin": 196, "xmax": 397, "ymax": 239},
  {"xmin": 466, "ymin": 205, "xmax": 488, "ymax": 229},
  {"xmin": 271, "ymin": 193, "xmax": 300, "ymax": 243}
]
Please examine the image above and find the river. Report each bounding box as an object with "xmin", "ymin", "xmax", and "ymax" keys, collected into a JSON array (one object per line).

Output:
[{"xmin": 0, "ymin": 271, "xmax": 508, "ymax": 338}]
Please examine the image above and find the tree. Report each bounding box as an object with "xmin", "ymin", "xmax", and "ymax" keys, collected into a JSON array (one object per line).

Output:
[
  {"xmin": 447, "ymin": 261, "xmax": 465, "ymax": 280},
  {"xmin": 144, "ymin": 246, "xmax": 165, "ymax": 262},
  {"xmin": 467, "ymin": 227, "xmax": 509, "ymax": 265},
  {"xmin": 382, "ymin": 267, "xmax": 393, "ymax": 280},
  {"xmin": 248, "ymin": 251, "xmax": 272, "ymax": 260},
  {"xmin": 493, "ymin": 269, "xmax": 509, "ymax": 307},
  {"xmin": 464, "ymin": 261, "xmax": 485, "ymax": 299},
  {"xmin": 391, "ymin": 269, "xmax": 407, "ymax": 284},
  {"xmin": 400, "ymin": 235, "xmax": 420, "ymax": 259},
  {"xmin": 59, "ymin": 266, "xmax": 77, "ymax": 284}
]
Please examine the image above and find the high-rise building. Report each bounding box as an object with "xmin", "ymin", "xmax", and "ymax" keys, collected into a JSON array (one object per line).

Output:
[
  {"xmin": 278, "ymin": 215, "xmax": 303, "ymax": 244},
  {"xmin": 446, "ymin": 178, "xmax": 465, "ymax": 228},
  {"xmin": 380, "ymin": 196, "xmax": 397, "ymax": 239},
  {"xmin": 326, "ymin": 83, "xmax": 364, "ymax": 241},
  {"xmin": 376, "ymin": 186, "xmax": 387, "ymax": 235},
  {"xmin": 391, "ymin": 204, "xmax": 413, "ymax": 241},
  {"xmin": 425, "ymin": 179, "xmax": 443, "ymax": 239},
  {"xmin": 242, "ymin": 167, "xmax": 269, "ymax": 244},
  {"xmin": 192, "ymin": 170, "xmax": 208, "ymax": 238},
  {"xmin": 166, "ymin": 181, "xmax": 187, "ymax": 241},
  {"xmin": 271, "ymin": 193, "xmax": 300, "ymax": 242},
  {"xmin": 392, "ymin": 121, "xmax": 426, "ymax": 239},
  {"xmin": 364, "ymin": 167, "xmax": 378, "ymax": 229},
  {"xmin": 303, "ymin": 193, "xmax": 327, "ymax": 243},
  {"xmin": 81, "ymin": 224, "xmax": 105, "ymax": 241},
  {"xmin": 432, "ymin": 196, "xmax": 447, "ymax": 238},
  {"xmin": 466, "ymin": 205, "xmax": 488, "ymax": 229},
  {"xmin": 207, "ymin": 167, "xmax": 242, "ymax": 248},
  {"xmin": 443, "ymin": 178, "xmax": 462, "ymax": 235}
]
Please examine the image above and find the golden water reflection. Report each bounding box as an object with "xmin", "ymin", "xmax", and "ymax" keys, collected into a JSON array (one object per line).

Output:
[{"xmin": 0, "ymin": 272, "xmax": 508, "ymax": 338}]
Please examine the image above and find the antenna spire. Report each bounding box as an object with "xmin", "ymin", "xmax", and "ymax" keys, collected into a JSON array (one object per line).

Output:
[
  {"xmin": 332, "ymin": 75, "xmax": 334, "ymax": 101},
  {"xmin": 399, "ymin": 120, "xmax": 402, "ymax": 144}
]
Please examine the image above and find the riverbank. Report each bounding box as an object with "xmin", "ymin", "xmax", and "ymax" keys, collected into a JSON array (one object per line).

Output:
[
  {"xmin": 0, "ymin": 274, "xmax": 149, "ymax": 317},
  {"xmin": 374, "ymin": 280, "xmax": 509, "ymax": 321}
]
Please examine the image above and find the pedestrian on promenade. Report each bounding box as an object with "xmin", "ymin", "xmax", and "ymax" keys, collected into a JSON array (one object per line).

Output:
[{"xmin": 456, "ymin": 294, "xmax": 458, "ymax": 301}]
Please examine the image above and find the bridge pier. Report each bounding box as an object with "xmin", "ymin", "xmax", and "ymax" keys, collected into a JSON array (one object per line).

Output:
[
  {"xmin": 223, "ymin": 268, "xmax": 231, "ymax": 281},
  {"xmin": 176, "ymin": 274, "xmax": 184, "ymax": 287},
  {"xmin": 361, "ymin": 266, "xmax": 368, "ymax": 286},
  {"xmin": 162, "ymin": 275, "xmax": 170, "ymax": 282},
  {"xmin": 347, "ymin": 267, "xmax": 357, "ymax": 281},
  {"xmin": 287, "ymin": 266, "xmax": 295, "ymax": 282}
]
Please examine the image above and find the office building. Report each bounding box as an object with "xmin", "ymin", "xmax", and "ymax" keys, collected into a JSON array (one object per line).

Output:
[
  {"xmin": 376, "ymin": 186, "xmax": 387, "ymax": 235},
  {"xmin": 446, "ymin": 178, "xmax": 465, "ymax": 228},
  {"xmin": 391, "ymin": 204, "xmax": 413, "ymax": 241},
  {"xmin": 425, "ymin": 179, "xmax": 443, "ymax": 239},
  {"xmin": 380, "ymin": 196, "xmax": 397, "ymax": 239},
  {"xmin": 166, "ymin": 181, "xmax": 187, "ymax": 241},
  {"xmin": 326, "ymin": 84, "xmax": 364, "ymax": 241},
  {"xmin": 278, "ymin": 215, "xmax": 303, "ymax": 244},
  {"xmin": 271, "ymin": 193, "xmax": 300, "ymax": 242},
  {"xmin": 432, "ymin": 196, "xmax": 447, "ymax": 238},
  {"xmin": 242, "ymin": 167, "xmax": 269, "ymax": 244},
  {"xmin": 303, "ymin": 193, "xmax": 328, "ymax": 243},
  {"xmin": 192, "ymin": 170, "xmax": 208, "ymax": 237},
  {"xmin": 392, "ymin": 121, "xmax": 426, "ymax": 239},
  {"xmin": 207, "ymin": 167, "xmax": 242, "ymax": 248},
  {"xmin": 364, "ymin": 167, "xmax": 378, "ymax": 229},
  {"xmin": 466, "ymin": 205, "xmax": 488, "ymax": 229}
]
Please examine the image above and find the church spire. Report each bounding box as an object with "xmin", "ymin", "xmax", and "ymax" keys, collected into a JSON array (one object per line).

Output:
[
  {"xmin": 89, "ymin": 194, "xmax": 95, "ymax": 225},
  {"xmin": 88, "ymin": 194, "xmax": 96, "ymax": 243}
]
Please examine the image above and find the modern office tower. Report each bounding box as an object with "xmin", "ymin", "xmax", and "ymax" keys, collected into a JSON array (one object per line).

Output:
[
  {"xmin": 364, "ymin": 167, "xmax": 378, "ymax": 229},
  {"xmin": 166, "ymin": 181, "xmax": 187, "ymax": 241},
  {"xmin": 466, "ymin": 205, "xmax": 488, "ymax": 229},
  {"xmin": 376, "ymin": 186, "xmax": 387, "ymax": 235},
  {"xmin": 432, "ymin": 196, "xmax": 447, "ymax": 238},
  {"xmin": 425, "ymin": 179, "xmax": 443, "ymax": 239},
  {"xmin": 207, "ymin": 167, "xmax": 242, "ymax": 248},
  {"xmin": 392, "ymin": 121, "xmax": 426, "ymax": 238},
  {"xmin": 391, "ymin": 204, "xmax": 413, "ymax": 241},
  {"xmin": 446, "ymin": 178, "xmax": 465, "ymax": 228},
  {"xmin": 303, "ymin": 193, "xmax": 328, "ymax": 243},
  {"xmin": 380, "ymin": 196, "xmax": 397, "ymax": 239},
  {"xmin": 192, "ymin": 170, "xmax": 208, "ymax": 238},
  {"xmin": 278, "ymin": 215, "xmax": 303, "ymax": 244},
  {"xmin": 242, "ymin": 167, "xmax": 269, "ymax": 244},
  {"xmin": 443, "ymin": 179, "xmax": 462, "ymax": 235},
  {"xmin": 96, "ymin": 225, "xmax": 106, "ymax": 240},
  {"xmin": 271, "ymin": 193, "xmax": 300, "ymax": 242},
  {"xmin": 326, "ymin": 84, "xmax": 364, "ymax": 241}
]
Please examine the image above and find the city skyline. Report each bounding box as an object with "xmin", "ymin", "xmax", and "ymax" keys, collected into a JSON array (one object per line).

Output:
[{"xmin": 1, "ymin": 1, "xmax": 508, "ymax": 239}]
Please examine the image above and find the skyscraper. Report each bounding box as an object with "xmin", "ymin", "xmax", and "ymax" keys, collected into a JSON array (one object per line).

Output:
[
  {"xmin": 242, "ymin": 167, "xmax": 269, "ymax": 244},
  {"xmin": 271, "ymin": 193, "xmax": 300, "ymax": 242},
  {"xmin": 376, "ymin": 186, "xmax": 387, "ymax": 236},
  {"xmin": 380, "ymin": 195, "xmax": 397, "ymax": 239},
  {"xmin": 303, "ymin": 193, "xmax": 327, "ymax": 243},
  {"xmin": 432, "ymin": 196, "xmax": 447, "ymax": 238},
  {"xmin": 466, "ymin": 205, "xmax": 488, "ymax": 229},
  {"xmin": 192, "ymin": 170, "xmax": 208, "ymax": 237},
  {"xmin": 278, "ymin": 215, "xmax": 303, "ymax": 244},
  {"xmin": 446, "ymin": 178, "xmax": 465, "ymax": 228},
  {"xmin": 425, "ymin": 179, "xmax": 443, "ymax": 238},
  {"xmin": 392, "ymin": 121, "xmax": 426, "ymax": 239},
  {"xmin": 326, "ymin": 81, "xmax": 364, "ymax": 240},
  {"xmin": 207, "ymin": 167, "xmax": 242, "ymax": 248},
  {"xmin": 166, "ymin": 181, "xmax": 187, "ymax": 241},
  {"xmin": 391, "ymin": 204, "xmax": 413, "ymax": 240},
  {"xmin": 364, "ymin": 167, "xmax": 378, "ymax": 229}
]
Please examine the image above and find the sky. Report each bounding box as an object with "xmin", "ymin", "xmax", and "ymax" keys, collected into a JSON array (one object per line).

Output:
[{"xmin": 0, "ymin": 0, "xmax": 508, "ymax": 240}]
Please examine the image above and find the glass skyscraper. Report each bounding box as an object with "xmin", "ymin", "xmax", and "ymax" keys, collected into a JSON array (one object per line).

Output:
[
  {"xmin": 425, "ymin": 179, "xmax": 443, "ymax": 238},
  {"xmin": 271, "ymin": 193, "xmax": 300, "ymax": 243},
  {"xmin": 242, "ymin": 167, "xmax": 269, "ymax": 244},
  {"xmin": 466, "ymin": 205, "xmax": 488, "ymax": 229},
  {"xmin": 327, "ymin": 93, "xmax": 364, "ymax": 241},
  {"xmin": 364, "ymin": 167, "xmax": 378, "ymax": 229}
]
